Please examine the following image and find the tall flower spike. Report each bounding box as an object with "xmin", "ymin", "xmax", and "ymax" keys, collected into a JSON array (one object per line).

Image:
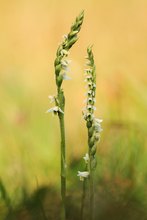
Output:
[
  {"xmin": 84, "ymin": 46, "xmax": 102, "ymax": 171},
  {"xmin": 83, "ymin": 46, "xmax": 103, "ymax": 220},
  {"xmin": 54, "ymin": 11, "xmax": 84, "ymax": 88},
  {"xmin": 48, "ymin": 12, "xmax": 84, "ymax": 220}
]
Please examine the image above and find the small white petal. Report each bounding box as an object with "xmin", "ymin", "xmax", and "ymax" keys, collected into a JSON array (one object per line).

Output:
[
  {"xmin": 58, "ymin": 107, "xmax": 64, "ymax": 114},
  {"xmin": 62, "ymin": 34, "xmax": 68, "ymax": 39},
  {"xmin": 46, "ymin": 106, "xmax": 64, "ymax": 114},
  {"xmin": 60, "ymin": 49, "xmax": 69, "ymax": 56},
  {"xmin": 94, "ymin": 124, "xmax": 103, "ymax": 133},
  {"xmin": 85, "ymin": 68, "xmax": 92, "ymax": 72},
  {"xmin": 46, "ymin": 106, "xmax": 58, "ymax": 113},
  {"xmin": 83, "ymin": 153, "xmax": 89, "ymax": 163},
  {"xmin": 93, "ymin": 106, "xmax": 96, "ymax": 111},
  {"xmin": 95, "ymin": 118, "xmax": 103, "ymax": 123},
  {"xmin": 48, "ymin": 95, "xmax": 55, "ymax": 103},
  {"xmin": 87, "ymin": 105, "xmax": 92, "ymax": 110},
  {"xmin": 62, "ymin": 73, "xmax": 71, "ymax": 80},
  {"xmin": 86, "ymin": 75, "xmax": 92, "ymax": 79},
  {"xmin": 77, "ymin": 171, "xmax": 89, "ymax": 181},
  {"xmin": 87, "ymin": 90, "xmax": 92, "ymax": 95},
  {"xmin": 61, "ymin": 60, "xmax": 68, "ymax": 68}
]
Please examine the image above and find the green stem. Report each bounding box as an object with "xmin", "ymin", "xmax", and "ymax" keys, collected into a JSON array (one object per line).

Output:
[
  {"xmin": 89, "ymin": 163, "xmax": 94, "ymax": 220},
  {"xmin": 89, "ymin": 146, "xmax": 94, "ymax": 220},
  {"xmin": 81, "ymin": 180, "xmax": 86, "ymax": 220},
  {"xmin": 81, "ymin": 164, "xmax": 88, "ymax": 220},
  {"xmin": 58, "ymin": 88, "xmax": 66, "ymax": 220}
]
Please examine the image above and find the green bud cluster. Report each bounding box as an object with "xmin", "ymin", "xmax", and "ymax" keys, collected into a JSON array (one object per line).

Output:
[
  {"xmin": 54, "ymin": 11, "xmax": 84, "ymax": 88},
  {"xmin": 83, "ymin": 46, "xmax": 102, "ymax": 171}
]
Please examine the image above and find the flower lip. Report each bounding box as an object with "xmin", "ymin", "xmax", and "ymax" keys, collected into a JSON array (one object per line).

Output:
[
  {"xmin": 83, "ymin": 153, "xmax": 89, "ymax": 163},
  {"xmin": 46, "ymin": 106, "xmax": 64, "ymax": 114},
  {"xmin": 77, "ymin": 171, "xmax": 89, "ymax": 181},
  {"xmin": 62, "ymin": 73, "xmax": 71, "ymax": 80},
  {"xmin": 60, "ymin": 49, "xmax": 69, "ymax": 56}
]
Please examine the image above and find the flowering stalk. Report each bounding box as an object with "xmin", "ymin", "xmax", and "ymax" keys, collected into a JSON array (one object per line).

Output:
[
  {"xmin": 78, "ymin": 153, "xmax": 89, "ymax": 220},
  {"xmin": 47, "ymin": 11, "xmax": 84, "ymax": 220},
  {"xmin": 82, "ymin": 46, "xmax": 102, "ymax": 220}
]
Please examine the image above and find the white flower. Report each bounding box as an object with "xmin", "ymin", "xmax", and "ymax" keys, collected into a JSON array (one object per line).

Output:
[
  {"xmin": 95, "ymin": 118, "xmax": 103, "ymax": 123},
  {"xmin": 87, "ymin": 90, "xmax": 92, "ymax": 96},
  {"xmin": 62, "ymin": 34, "xmax": 68, "ymax": 40},
  {"xmin": 95, "ymin": 125, "xmax": 103, "ymax": 133},
  {"xmin": 85, "ymin": 68, "xmax": 92, "ymax": 73},
  {"xmin": 92, "ymin": 83, "xmax": 96, "ymax": 88},
  {"xmin": 61, "ymin": 60, "xmax": 71, "ymax": 69},
  {"xmin": 48, "ymin": 95, "xmax": 55, "ymax": 103},
  {"xmin": 87, "ymin": 105, "xmax": 96, "ymax": 111},
  {"xmin": 83, "ymin": 153, "xmax": 89, "ymax": 164},
  {"xmin": 46, "ymin": 106, "xmax": 64, "ymax": 115},
  {"xmin": 62, "ymin": 73, "xmax": 71, "ymax": 80},
  {"xmin": 77, "ymin": 171, "xmax": 89, "ymax": 181},
  {"xmin": 60, "ymin": 60, "xmax": 71, "ymax": 80},
  {"xmin": 87, "ymin": 104, "xmax": 92, "ymax": 110},
  {"xmin": 93, "ymin": 106, "xmax": 96, "ymax": 111},
  {"xmin": 86, "ymin": 75, "xmax": 92, "ymax": 80},
  {"xmin": 94, "ymin": 118, "xmax": 103, "ymax": 133},
  {"xmin": 60, "ymin": 49, "xmax": 69, "ymax": 56}
]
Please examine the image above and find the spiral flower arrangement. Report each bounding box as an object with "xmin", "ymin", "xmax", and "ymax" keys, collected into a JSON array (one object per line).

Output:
[
  {"xmin": 47, "ymin": 11, "xmax": 84, "ymax": 220},
  {"xmin": 78, "ymin": 46, "xmax": 103, "ymax": 220}
]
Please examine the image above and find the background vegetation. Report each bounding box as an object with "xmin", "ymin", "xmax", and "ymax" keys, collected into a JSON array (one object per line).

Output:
[{"xmin": 0, "ymin": 0, "xmax": 147, "ymax": 219}]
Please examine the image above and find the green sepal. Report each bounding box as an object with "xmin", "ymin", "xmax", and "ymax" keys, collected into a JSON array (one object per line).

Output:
[{"xmin": 56, "ymin": 74, "xmax": 63, "ymax": 88}]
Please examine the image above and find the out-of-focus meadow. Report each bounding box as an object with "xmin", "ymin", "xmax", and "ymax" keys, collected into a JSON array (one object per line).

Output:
[{"xmin": 0, "ymin": 0, "xmax": 147, "ymax": 219}]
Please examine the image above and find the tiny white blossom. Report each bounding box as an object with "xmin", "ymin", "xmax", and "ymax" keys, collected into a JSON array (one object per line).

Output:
[
  {"xmin": 93, "ymin": 118, "xmax": 103, "ymax": 133},
  {"xmin": 62, "ymin": 73, "xmax": 71, "ymax": 80},
  {"xmin": 92, "ymin": 83, "xmax": 96, "ymax": 88},
  {"xmin": 62, "ymin": 34, "xmax": 68, "ymax": 40},
  {"xmin": 83, "ymin": 153, "xmax": 89, "ymax": 164},
  {"xmin": 95, "ymin": 118, "xmax": 103, "ymax": 123},
  {"xmin": 60, "ymin": 49, "xmax": 69, "ymax": 56},
  {"xmin": 87, "ymin": 82, "xmax": 93, "ymax": 86},
  {"xmin": 92, "ymin": 91, "xmax": 95, "ymax": 97},
  {"xmin": 61, "ymin": 60, "xmax": 71, "ymax": 75},
  {"xmin": 61, "ymin": 59, "xmax": 71, "ymax": 68},
  {"xmin": 77, "ymin": 171, "xmax": 89, "ymax": 181},
  {"xmin": 87, "ymin": 90, "xmax": 92, "ymax": 96},
  {"xmin": 87, "ymin": 105, "xmax": 96, "ymax": 111},
  {"xmin": 95, "ymin": 125, "xmax": 103, "ymax": 133},
  {"xmin": 93, "ymin": 106, "xmax": 96, "ymax": 111},
  {"xmin": 48, "ymin": 95, "xmax": 55, "ymax": 103},
  {"xmin": 86, "ymin": 75, "xmax": 92, "ymax": 80},
  {"xmin": 85, "ymin": 68, "xmax": 92, "ymax": 73},
  {"xmin": 46, "ymin": 106, "xmax": 64, "ymax": 115},
  {"xmin": 87, "ymin": 105, "xmax": 92, "ymax": 110}
]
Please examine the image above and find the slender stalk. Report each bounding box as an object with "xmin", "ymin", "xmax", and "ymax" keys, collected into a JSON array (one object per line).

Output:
[
  {"xmin": 58, "ymin": 89, "xmax": 66, "ymax": 219},
  {"xmin": 89, "ymin": 162, "xmax": 94, "ymax": 220},
  {"xmin": 47, "ymin": 11, "xmax": 84, "ymax": 220},
  {"xmin": 82, "ymin": 46, "xmax": 103, "ymax": 220},
  {"xmin": 80, "ymin": 163, "xmax": 88, "ymax": 220},
  {"xmin": 81, "ymin": 179, "xmax": 86, "ymax": 220}
]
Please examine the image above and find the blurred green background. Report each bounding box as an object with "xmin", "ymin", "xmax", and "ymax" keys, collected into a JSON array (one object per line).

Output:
[{"xmin": 0, "ymin": 0, "xmax": 147, "ymax": 219}]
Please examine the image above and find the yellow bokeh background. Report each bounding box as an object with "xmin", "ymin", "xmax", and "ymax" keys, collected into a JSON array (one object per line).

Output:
[{"xmin": 0, "ymin": 0, "xmax": 147, "ymax": 196}]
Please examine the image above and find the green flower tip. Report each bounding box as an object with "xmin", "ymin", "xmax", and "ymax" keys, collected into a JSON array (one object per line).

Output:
[
  {"xmin": 86, "ymin": 46, "xmax": 95, "ymax": 67},
  {"xmin": 54, "ymin": 11, "xmax": 84, "ymax": 88},
  {"xmin": 66, "ymin": 10, "xmax": 84, "ymax": 50}
]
